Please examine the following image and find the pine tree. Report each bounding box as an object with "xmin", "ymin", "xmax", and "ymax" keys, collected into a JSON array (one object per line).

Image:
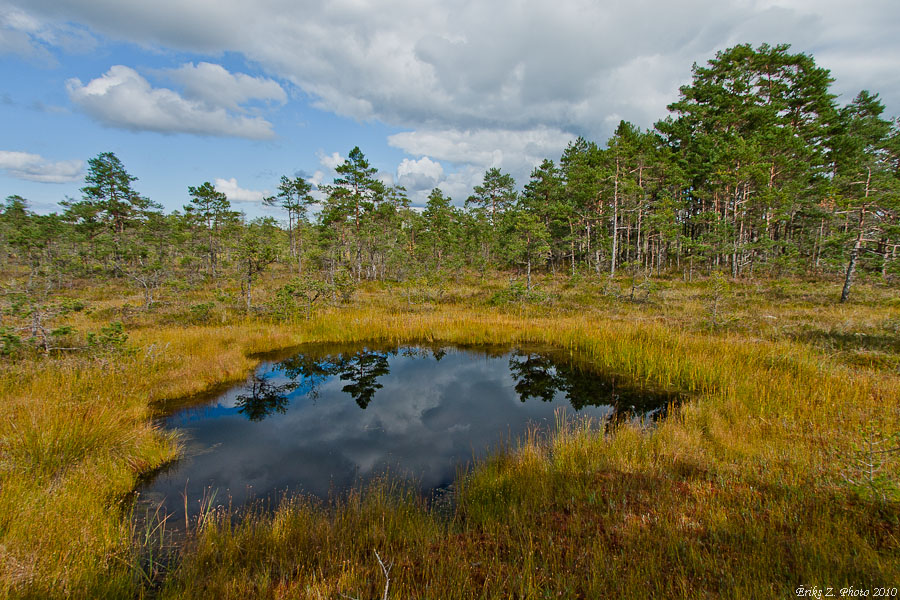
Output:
[
  {"xmin": 466, "ymin": 168, "xmax": 516, "ymax": 226},
  {"xmin": 186, "ymin": 181, "xmax": 235, "ymax": 278},
  {"xmin": 264, "ymin": 175, "xmax": 315, "ymax": 274},
  {"xmin": 422, "ymin": 188, "xmax": 455, "ymax": 271},
  {"xmin": 663, "ymin": 44, "xmax": 837, "ymax": 277},
  {"xmin": 332, "ymin": 147, "xmax": 385, "ymax": 280},
  {"xmin": 829, "ymin": 92, "xmax": 897, "ymax": 301}
]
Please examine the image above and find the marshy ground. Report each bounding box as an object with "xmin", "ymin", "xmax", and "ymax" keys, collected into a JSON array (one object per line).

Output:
[{"xmin": 1, "ymin": 274, "xmax": 898, "ymax": 599}]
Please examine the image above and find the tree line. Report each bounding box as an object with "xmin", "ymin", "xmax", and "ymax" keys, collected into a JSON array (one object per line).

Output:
[{"xmin": 2, "ymin": 43, "xmax": 898, "ymax": 317}]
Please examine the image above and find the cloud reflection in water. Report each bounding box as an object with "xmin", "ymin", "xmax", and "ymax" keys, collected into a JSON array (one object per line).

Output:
[{"xmin": 141, "ymin": 344, "xmax": 678, "ymax": 517}]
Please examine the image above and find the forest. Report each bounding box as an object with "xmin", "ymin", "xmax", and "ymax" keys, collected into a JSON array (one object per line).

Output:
[
  {"xmin": 3, "ymin": 43, "xmax": 898, "ymax": 349},
  {"xmin": 1, "ymin": 44, "xmax": 898, "ymax": 600}
]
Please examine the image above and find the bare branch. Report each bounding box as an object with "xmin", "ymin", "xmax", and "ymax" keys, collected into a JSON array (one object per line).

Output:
[{"xmin": 374, "ymin": 549, "xmax": 392, "ymax": 600}]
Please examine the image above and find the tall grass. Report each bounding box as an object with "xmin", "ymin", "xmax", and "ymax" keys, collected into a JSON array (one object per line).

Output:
[{"xmin": 0, "ymin": 279, "xmax": 897, "ymax": 598}]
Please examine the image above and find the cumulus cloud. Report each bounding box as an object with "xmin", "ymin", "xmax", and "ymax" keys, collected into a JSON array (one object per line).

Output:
[
  {"xmin": 66, "ymin": 65, "xmax": 277, "ymax": 139},
  {"xmin": 432, "ymin": 165, "xmax": 484, "ymax": 205},
  {"xmin": 389, "ymin": 126, "xmax": 573, "ymax": 190},
  {"xmin": 8, "ymin": 0, "xmax": 900, "ymax": 196},
  {"xmin": 214, "ymin": 177, "xmax": 267, "ymax": 203},
  {"xmin": 308, "ymin": 170, "xmax": 325, "ymax": 189},
  {"xmin": 14, "ymin": 1, "xmax": 900, "ymax": 131},
  {"xmin": 163, "ymin": 62, "xmax": 286, "ymax": 112},
  {"xmin": 397, "ymin": 156, "xmax": 443, "ymax": 192},
  {"xmin": 0, "ymin": 150, "xmax": 83, "ymax": 183},
  {"xmin": 390, "ymin": 127, "xmax": 572, "ymax": 169},
  {"xmin": 317, "ymin": 151, "xmax": 345, "ymax": 172},
  {"xmin": 25, "ymin": 0, "xmax": 900, "ymax": 128}
]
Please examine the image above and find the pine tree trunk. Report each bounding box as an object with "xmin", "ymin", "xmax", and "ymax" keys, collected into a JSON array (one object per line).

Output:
[
  {"xmin": 526, "ymin": 256, "xmax": 532, "ymax": 292},
  {"xmin": 841, "ymin": 170, "xmax": 872, "ymax": 303},
  {"xmin": 610, "ymin": 154, "xmax": 619, "ymax": 277},
  {"xmin": 886, "ymin": 245, "xmax": 897, "ymax": 279},
  {"xmin": 245, "ymin": 268, "xmax": 253, "ymax": 311},
  {"xmin": 841, "ymin": 207, "xmax": 866, "ymax": 303},
  {"xmin": 881, "ymin": 242, "xmax": 893, "ymax": 279},
  {"xmin": 840, "ymin": 234, "xmax": 861, "ymax": 303}
]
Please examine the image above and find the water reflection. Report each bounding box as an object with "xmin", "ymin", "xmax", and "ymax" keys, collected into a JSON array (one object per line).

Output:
[
  {"xmin": 338, "ymin": 351, "xmax": 391, "ymax": 409},
  {"xmin": 235, "ymin": 346, "xmax": 674, "ymax": 422},
  {"xmin": 510, "ymin": 351, "xmax": 670, "ymax": 418},
  {"xmin": 140, "ymin": 344, "xmax": 679, "ymax": 517},
  {"xmin": 235, "ymin": 375, "xmax": 296, "ymax": 421}
]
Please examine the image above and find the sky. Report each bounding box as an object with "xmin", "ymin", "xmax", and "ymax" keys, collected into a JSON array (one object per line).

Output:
[{"xmin": 1, "ymin": 0, "xmax": 899, "ymax": 217}]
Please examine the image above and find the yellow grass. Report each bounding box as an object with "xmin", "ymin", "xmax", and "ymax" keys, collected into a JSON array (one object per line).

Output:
[{"xmin": 0, "ymin": 276, "xmax": 897, "ymax": 598}]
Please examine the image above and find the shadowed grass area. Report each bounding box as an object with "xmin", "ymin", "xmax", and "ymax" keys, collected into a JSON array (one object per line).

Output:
[
  {"xmin": 158, "ymin": 419, "xmax": 898, "ymax": 599},
  {"xmin": 0, "ymin": 278, "xmax": 898, "ymax": 598}
]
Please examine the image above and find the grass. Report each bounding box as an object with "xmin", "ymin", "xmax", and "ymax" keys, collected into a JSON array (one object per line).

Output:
[{"xmin": 0, "ymin": 272, "xmax": 898, "ymax": 598}]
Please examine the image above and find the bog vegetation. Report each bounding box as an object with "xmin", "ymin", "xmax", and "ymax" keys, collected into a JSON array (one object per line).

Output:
[{"xmin": 0, "ymin": 43, "xmax": 898, "ymax": 599}]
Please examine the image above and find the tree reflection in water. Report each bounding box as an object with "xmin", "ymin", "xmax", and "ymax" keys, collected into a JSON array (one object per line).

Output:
[
  {"xmin": 145, "ymin": 344, "xmax": 683, "ymax": 517},
  {"xmin": 509, "ymin": 350, "xmax": 677, "ymax": 422},
  {"xmin": 508, "ymin": 353, "xmax": 560, "ymax": 403},
  {"xmin": 234, "ymin": 345, "xmax": 678, "ymax": 422},
  {"xmin": 234, "ymin": 375, "xmax": 297, "ymax": 421},
  {"xmin": 338, "ymin": 351, "xmax": 390, "ymax": 408}
]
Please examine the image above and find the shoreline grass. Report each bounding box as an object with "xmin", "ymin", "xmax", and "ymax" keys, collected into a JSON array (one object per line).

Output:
[{"xmin": 0, "ymin": 277, "xmax": 898, "ymax": 598}]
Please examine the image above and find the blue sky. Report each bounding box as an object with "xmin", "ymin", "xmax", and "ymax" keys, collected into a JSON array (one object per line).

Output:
[
  {"xmin": 1, "ymin": 39, "xmax": 412, "ymax": 215},
  {"xmin": 2, "ymin": 0, "xmax": 899, "ymax": 218}
]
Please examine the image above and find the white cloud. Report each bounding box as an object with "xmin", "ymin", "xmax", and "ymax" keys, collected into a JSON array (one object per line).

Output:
[
  {"xmin": 309, "ymin": 170, "xmax": 325, "ymax": 189},
  {"xmin": 389, "ymin": 126, "xmax": 573, "ymax": 189},
  {"xmin": 0, "ymin": 5, "xmax": 95, "ymax": 64},
  {"xmin": 434, "ymin": 165, "xmax": 485, "ymax": 205},
  {"xmin": 7, "ymin": 0, "xmax": 900, "ymax": 201},
  {"xmin": 397, "ymin": 156, "xmax": 443, "ymax": 192},
  {"xmin": 0, "ymin": 150, "xmax": 83, "ymax": 183},
  {"xmin": 317, "ymin": 151, "xmax": 345, "ymax": 171},
  {"xmin": 0, "ymin": 6, "xmax": 54, "ymax": 63},
  {"xmin": 66, "ymin": 65, "xmax": 277, "ymax": 139},
  {"xmin": 390, "ymin": 127, "xmax": 573, "ymax": 169},
  {"xmin": 214, "ymin": 177, "xmax": 267, "ymax": 203},
  {"xmin": 390, "ymin": 161, "xmax": 483, "ymax": 207},
  {"xmin": 11, "ymin": 0, "xmax": 900, "ymax": 137},
  {"xmin": 1, "ymin": 6, "xmax": 40, "ymax": 33},
  {"xmin": 163, "ymin": 62, "xmax": 286, "ymax": 112},
  {"xmin": 390, "ymin": 128, "xmax": 573, "ymax": 204}
]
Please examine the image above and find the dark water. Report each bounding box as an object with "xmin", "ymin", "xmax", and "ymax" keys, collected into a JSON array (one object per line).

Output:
[{"xmin": 139, "ymin": 344, "xmax": 677, "ymax": 517}]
